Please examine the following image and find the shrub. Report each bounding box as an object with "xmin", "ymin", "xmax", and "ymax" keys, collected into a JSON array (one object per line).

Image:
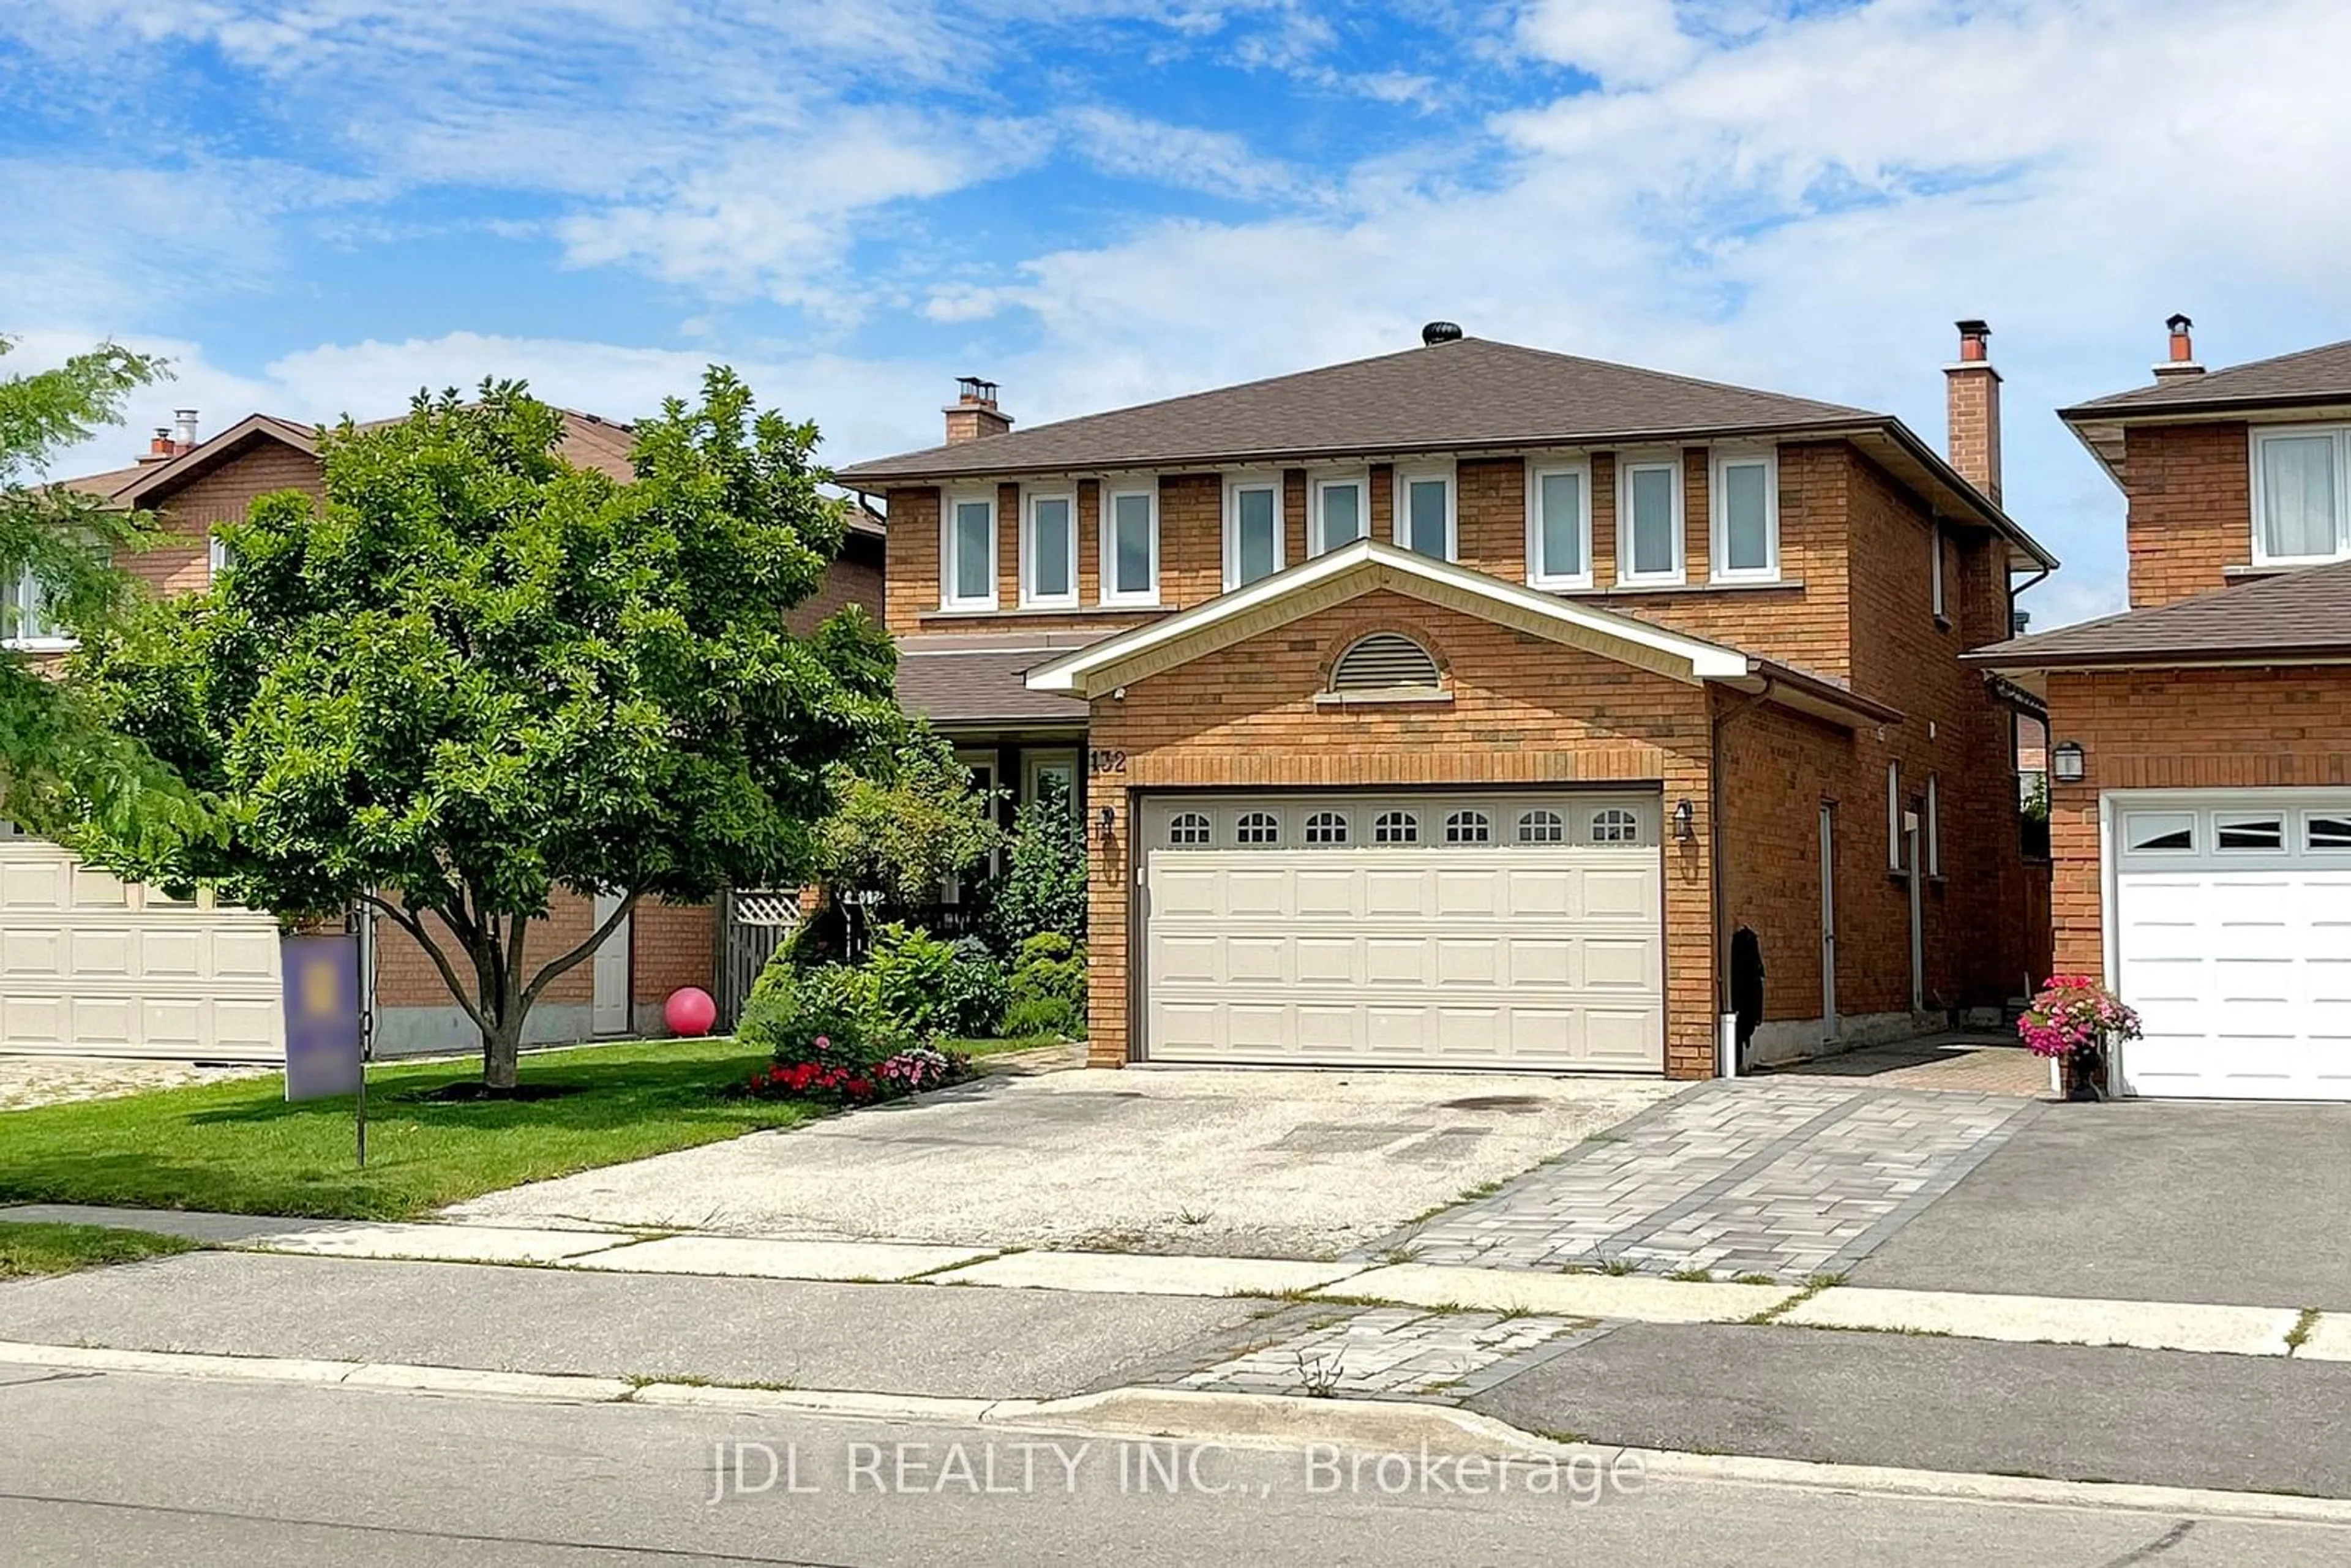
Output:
[
  {"xmin": 1001, "ymin": 931, "xmax": 1087, "ymax": 1040},
  {"xmin": 868, "ymin": 923, "xmax": 1007, "ymax": 1042},
  {"xmin": 737, "ymin": 960, "xmax": 906, "ymax": 1070},
  {"xmin": 988, "ymin": 773, "xmax": 1087, "ymax": 950}
]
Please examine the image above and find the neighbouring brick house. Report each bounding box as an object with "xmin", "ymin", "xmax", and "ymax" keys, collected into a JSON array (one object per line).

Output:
[
  {"xmin": 6, "ymin": 409, "xmax": 882, "ymax": 1060},
  {"xmin": 837, "ymin": 324, "xmax": 2057, "ymax": 1079},
  {"xmin": 1974, "ymin": 317, "xmax": 2351, "ymax": 1101}
]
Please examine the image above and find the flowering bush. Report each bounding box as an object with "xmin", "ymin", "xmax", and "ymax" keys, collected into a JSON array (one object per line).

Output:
[
  {"xmin": 741, "ymin": 1039, "xmax": 970, "ymax": 1105},
  {"xmin": 2017, "ymin": 975, "xmax": 2142, "ymax": 1059}
]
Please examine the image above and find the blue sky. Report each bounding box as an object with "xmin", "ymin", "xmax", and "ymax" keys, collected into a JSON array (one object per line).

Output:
[{"xmin": 8, "ymin": 0, "xmax": 2351, "ymax": 626}]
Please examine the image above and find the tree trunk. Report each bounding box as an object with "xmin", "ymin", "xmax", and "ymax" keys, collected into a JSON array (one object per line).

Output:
[{"xmin": 481, "ymin": 1011, "xmax": 524, "ymax": 1091}]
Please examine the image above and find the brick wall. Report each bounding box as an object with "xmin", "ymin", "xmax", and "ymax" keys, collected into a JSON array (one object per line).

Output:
[
  {"xmin": 132, "ymin": 441, "xmax": 324, "ymax": 596},
  {"xmin": 632, "ymin": 897, "xmax": 716, "ymax": 1005},
  {"xmin": 2047, "ymin": 666, "xmax": 2351, "ymax": 976},
  {"xmin": 2121, "ymin": 422, "xmax": 2252, "ymax": 608},
  {"xmin": 1084, "ymin": 589, "xmax": 1720, "ymax": 1079},
  {"xmin": 1716, "ymin": 700, "xmax": 1848, "ymax": 1026}
]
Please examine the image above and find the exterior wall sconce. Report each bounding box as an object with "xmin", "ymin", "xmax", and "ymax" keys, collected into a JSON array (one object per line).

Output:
[
  {"xmin": 1096, "ymin": 805, "xmax": 1116, "ymax": 844},
  {"xmin": 1672, "ymin": 799, "xmax": 1695, "ymax": 841},
  {"xmin": 2052, "ymin": 741, "xmax": 2085, "ymax": 785}
]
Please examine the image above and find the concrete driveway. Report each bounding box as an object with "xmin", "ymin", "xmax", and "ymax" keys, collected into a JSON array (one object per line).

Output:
[
  {"xmin": 446, "ymin": 1067, "xmax": 1676, "ymax": 1259},
  {"xmin": 1851, "ymin": 1098, "xmax": 2351, "ymax": 1308}
]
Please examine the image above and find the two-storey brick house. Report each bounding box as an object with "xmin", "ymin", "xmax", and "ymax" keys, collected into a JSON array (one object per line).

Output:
[
  {"xmin": 1976, "ymin": 318, "xmax": 2351, "ymax": 1101},
  {"xmin": 6, "ymin": 409, "xmax": 883, "ymax": 1060},
  {"xmin": 839, "ymin": 324, "xmax": 2056, "ymax": 1080}
]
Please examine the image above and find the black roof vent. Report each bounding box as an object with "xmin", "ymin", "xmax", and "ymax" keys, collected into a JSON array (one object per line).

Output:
[{"xmin": 1421, "ymin": 321, "xmax": 1464, "ymax": 346}]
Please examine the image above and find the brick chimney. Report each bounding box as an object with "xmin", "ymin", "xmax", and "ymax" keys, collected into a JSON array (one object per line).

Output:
[
  {"xmin": 2153, "ymin": 313, "xmax": 2204, "ymax": 380},
  {"xmin": 137, "ymin": 409, "xmax": 201, "ymax": 464},
  {"xmin": 943, "ymin": 377, "xmax": 1011, "ymax": 445},
  {"xmin": 1944, "ymin": 319, "xmax": 2001, "ymax": 503}
]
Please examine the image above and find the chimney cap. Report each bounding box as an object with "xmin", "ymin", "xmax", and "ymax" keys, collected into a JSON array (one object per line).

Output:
[
  {"xmin": 2165, "ymin": 312, "xmax": 2194, "ymax": 334},
  {"xmin": 954, "ymin": 375, "xmax": 999, "ymax": 407},
  {"xmin": 1955, "ymin": 318, "xmax": 1991, "ymax": 337},
  {"xmin": 1420, "ymin": 321, "xmax": 1464, "ymax": 346}
]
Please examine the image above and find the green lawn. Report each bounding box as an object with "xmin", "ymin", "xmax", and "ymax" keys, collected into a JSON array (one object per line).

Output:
[
  {"xmin": 0, "ymin": 1220, "xmax": 197, "ymax": 1278},
  {"xmin": 0, "ymin": 1038, "xmax": 813, "ymax": 1222},
  {"xmin": 949, "ymin": 1033, "xmax": 1068, "ymax": 1058}
]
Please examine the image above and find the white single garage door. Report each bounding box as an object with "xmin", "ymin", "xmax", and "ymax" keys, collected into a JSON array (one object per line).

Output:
[
  {"xmin": 0, "ymin": 829, "xmax": 283, "ymax": 1061},
  {"xmin": 2110, "ymin": 792, "xmax": 2351, "ymax": 1100},
  {"xmin": 1141, "ymin": 793, "xmax": 1664, "ymax": 1071}
]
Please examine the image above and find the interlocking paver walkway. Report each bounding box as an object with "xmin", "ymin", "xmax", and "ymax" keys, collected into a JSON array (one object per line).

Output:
[
  {"xmin": 1373, "ymin": 1080, "xmax": 2041, "ymax": 1281},
  {"xmin": 1167, "ymin": 1307, "xmax": 1610, "ymax": 1403}
]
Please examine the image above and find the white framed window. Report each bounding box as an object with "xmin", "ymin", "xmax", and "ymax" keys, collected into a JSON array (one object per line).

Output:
[
  {"xmin": 1373, "ymin": 809, "xmax": 1420, "ymax": 844},
  {"xmin": 1618, "ymin": 454, "xmax": 1684, "ymax": 585},
  {"xmin": 1021, "ymin": 489, "xmax": 1078, "ymax": 608},
  {"xmin": 1708, "ymin": 448, "xmax": 1778, "ymax": 582},
  {"xmin": 1101, "ymin": 484, "xmax": 1158, "ymax": 606},
  {"xmin": 1023, "ymin": 749, "xmax": 1078, "ymax": 815},
  {"xmin": 1167, "ymin": 811, "xmax": 1212, "ymax": 847},
  {"xmin": 1591, "ymin": 808, "xmax": 1640, "ymax": 844},
  {"xmin": 1303, "ymin": 809, "xmax": 1350, "ymax": 846},
  {"xmin": 1516, "ymin": 809, "xmax": 1564, "ymax": 844},
  {"xmin": 1235, "ymin": 811, "xmax": 1281, "ymax": 846},
  {"xmin": 2308, "ymin": 814, "xmax": 2351, "ymax": 851},
  {"xmin": 209, "ymin": 530, "xmax": 232, "ymax": 580},
  {"xmin": 1311, "ymin": 473, "xmax": 1368, "ymax": 555},
  {"xmin": 1224, "ymin": 476, "xmax": 1283, "ymax": 588},
  {"xmin": 2, "ymin": 567, "xmax": 70, "ymax": 649},
  {"xmin": 1393, "ymin": 467, "xmax": 1456, "ymax": 561},
  {"xmin": 1925, "ymin": 774, "xmax": 1940, "ymax": 876},
  {"xmin": 1929, "ymin": 524, "xmax": 1947, "ymax": 621},
  {"xmin": 2251, "ymin": 424, "xmax": 2350, "ymax": 566},
  {"xmin": 1886, "ymin": 760, "xmax": 1903, "ymax": 871},
  {"xmin": 942, "ymin": 491, "xmax": 997, "ymax": 610},
  {"xmin": 1527, "ymin": 460, "xmax": 1592, "ymax": 590},
  {"xmin": 1444, "ymin": 809, "xmax": 1491, "ymax": 844}
]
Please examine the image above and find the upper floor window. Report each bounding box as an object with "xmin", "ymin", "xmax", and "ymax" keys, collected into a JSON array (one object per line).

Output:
[
  {"xmin": 1619, "ymin": 455, "xmax": 1684, "ymax": 585},
  {"xmin": 943, "ymin": 492, "xmax": 997, "ymax": 610},
  {"xmin": 1102, "ymin": 485, "xmax": 1158, "ymax": 606},
  {"xmin": 1395, "ymin": 467, "xmax": 1455, "ymax": 561},
  {"xmin": 1021, "ymin": 490, "xmax": 1077, "ymax": 608},
  {"xmin": 2, "ymin": 568, "xmax": 69, "ymax": 649},
  {"xmin": 209, "ymin": 530, "xmax": 233, "ymax": 580},
  {"xmin": 2252, "ymin": 425, "xmax": 2349, "ymax": 566},
  {"xmin": 1528, "ymin": 461, "xmax": 1591, "ymax": 590},
  {"xmin": 1313, "ymin": 474, "xmax": 1367, "ymax": 553},
  {"xmin": 1929, "ymin": 523, "xmax": 1946, "ymax": 621},
  {"xmin": 1709, "ymin": 449, "xmax": 1778, "ymax": 582},
  {"xmin": 1225, "ymin": 477, "xmax": 1283, "ymax": 588}
]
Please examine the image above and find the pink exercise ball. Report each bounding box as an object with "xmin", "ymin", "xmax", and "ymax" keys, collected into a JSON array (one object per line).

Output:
[{"xmin": 665, "ymin": 987, "xmax": 718, "ymax": 1037}]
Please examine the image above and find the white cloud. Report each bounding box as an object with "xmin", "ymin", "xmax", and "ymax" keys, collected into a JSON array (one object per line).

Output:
[{"xmin": 1516, "ymin": 0, "xmax": 1698, "ymax": 86}]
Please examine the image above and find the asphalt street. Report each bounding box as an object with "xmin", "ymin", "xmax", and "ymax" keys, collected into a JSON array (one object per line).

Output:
[{"xmin": 5, "ymin": 1365, "xmax": 2347, "ymax": 1567}]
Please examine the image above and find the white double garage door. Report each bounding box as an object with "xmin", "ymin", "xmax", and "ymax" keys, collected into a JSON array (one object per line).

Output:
[
  {"xmin": 0, "ymin": 831, "xmax": 283, "ymax": 1060},
  {"xmin": 2109, "ymin": 790, "xmax": 2351, "ymax": 1100},
  {"xmin": 1140, "ymin": 792, "xmax": 1664, "ymax": 1072}
]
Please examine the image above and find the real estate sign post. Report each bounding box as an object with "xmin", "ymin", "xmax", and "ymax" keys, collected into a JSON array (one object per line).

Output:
[{"xmin": 282, "ymin": 934, "xmax": 366, "ymax": 1165}]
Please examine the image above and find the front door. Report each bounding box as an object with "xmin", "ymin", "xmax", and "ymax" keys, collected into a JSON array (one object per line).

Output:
[{"xmin": 591, "ymin": 891, "xmax": 631, "ymax": 1035}]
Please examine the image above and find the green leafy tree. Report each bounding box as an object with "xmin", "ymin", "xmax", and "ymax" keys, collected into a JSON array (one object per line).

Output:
[
  {"xmin": 988, "ymin": 771, "xmax": 1087, "ymax": 949},
  {"xmin": 812, "ymin": 734, "xmax": 1002, "ymax": 908},
  {"xmin": 0, "ymin": 336, "xmax": 198, "ymax": 850},
  {"xmin": 75, "ymin": 372, "xmax": 901, "ymax": 1089}
]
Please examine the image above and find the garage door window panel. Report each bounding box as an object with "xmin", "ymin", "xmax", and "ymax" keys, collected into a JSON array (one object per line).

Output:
[
  {"xmin": 2308, "ymin": 815, "xmax": 2351, "ymax": 850},
  {"xmin": 1373, "ymin": 810, "xmax": 1420, "ymax": 844},
  {"xmin": 1167, "ymin": 812, "xmax": 1212, "ymax": 847},
  {"xmin": 1517, "ymin": 809, "xmax": 1564, "ymax": 844},
  {"xmin": 1591, "ymin": 808, "xmax": 1640, "ymax": 844},
  {"xmin": 1304, "ymin": 811, "xmax": 1351, "ymax": 846},
  {"xmin": 1235, "ymin": 811, "xmax": 1281, "ymax": 846},
  {"xmin": 2214, "ymin": 814, "xmax": 2286, "ymax": 852},
  {"xmin": 1445, "ymin": 810, "xmax": 1491, "ymax": 844},
  {"xmin": 2126, "ymin": 812, "xmax": 2195, "ymax": 854}
]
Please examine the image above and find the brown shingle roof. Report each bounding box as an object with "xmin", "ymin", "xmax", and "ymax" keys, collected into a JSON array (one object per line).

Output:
[
  {"xmin": 1969, "ymin": 558, "xmax": 2351, "ymax": 670},
  {"xmin": 2061, "ymin": 339, "xmax": 2351, "ymax": 419},
  {"xmin": 895, "ymin": 631, "xmax": 1103, "ymax": 727},
  {"xmin": 836, "ymin": 336, "xmax": 1876, "ymax": 486}
]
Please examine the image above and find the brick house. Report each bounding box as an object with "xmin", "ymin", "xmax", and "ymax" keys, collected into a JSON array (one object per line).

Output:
[
  {"xmin": 837, "ymin": 325, "xmax": 2057, "ymax": 1079},
  {"xmin": 1974, "ymin": 318, "xmax": 2351, "ymax": 1101},
  {"xmin": 6, "ymin": 408, "xmax": 882, "ymax": 1060}
]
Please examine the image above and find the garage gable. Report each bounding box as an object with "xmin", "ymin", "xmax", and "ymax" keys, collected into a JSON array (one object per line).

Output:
[{"xmin": 1026, "ymin": 538, "xmax": 1751, "ymax": 698}]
